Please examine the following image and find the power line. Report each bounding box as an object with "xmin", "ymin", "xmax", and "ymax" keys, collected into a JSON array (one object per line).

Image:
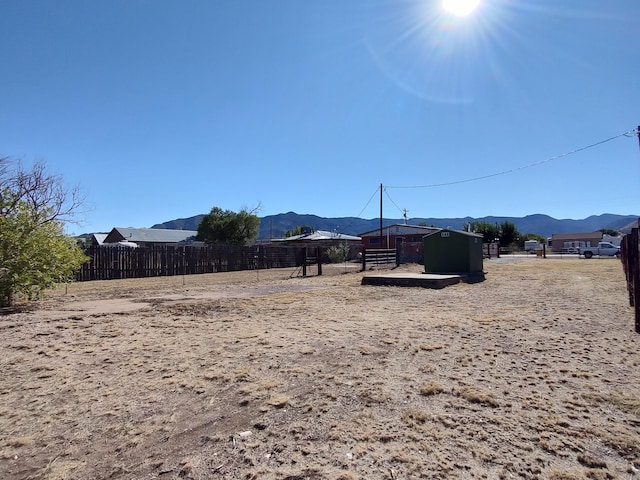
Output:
[
  {"xmin": 384, "ymin": 188, "xmax": 405, "ymax": 216},
  {"xmin": 387, "ymin": 128, "xmax": 637, "ymax": 189},
  {"xmin": 356, "ymin": 185, "xmax": 381, "ymax": 218}
]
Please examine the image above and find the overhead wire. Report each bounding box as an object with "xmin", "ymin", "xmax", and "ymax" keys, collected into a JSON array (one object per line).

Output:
[
  {"xmin": 352, "ymin": 127, "xmax": 637, "ymax": 219},
  {"xmin": 386, "ymin": 128, "xmax": 637, "ymax": 189},
  {"xmin": 384, "ymin": 188, "xmax": 405, "ymax": 216},
  {"xmin": 355, "ymin": 185, "xmax": 382, "ymax": 218}
]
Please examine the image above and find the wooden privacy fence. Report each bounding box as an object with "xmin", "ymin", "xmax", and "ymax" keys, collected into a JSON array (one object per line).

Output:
[
  {"xmin": 76, "ymin": 245, "xmax": 316, "ymax": 281},
  {"xmin": 620, "ymin": 224, "xmax": 640, "ymax": 333}
]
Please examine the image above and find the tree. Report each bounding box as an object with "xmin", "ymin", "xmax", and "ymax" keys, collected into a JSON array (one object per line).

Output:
[
  {"xmin": 284, "ymin": 225, "xmax": 314, "ymax": 238},
  {"xmin": 197, "ymin": 205, "xmax": 261, "ymax": 246},
  {"xmin": 0, "ymin": 158, "xmax": 88, "ymax": 307},
  {"xmin": 499, "ymin": 221, "xmax": 520, "ymax": 248},
  {"xmin": 599, "ymin": 228, "xmax": 619, "ymax": 237},
  {"xmin": 463, "ymin": 221, "xmax": 500, "ymax": 243},
  {"xmin": 463, "ymin": 220, "xmax": 520, "ymax": 247},
  {"xmin": 327, "ymin": 243, "xmax": 350, "ymax": 263}
]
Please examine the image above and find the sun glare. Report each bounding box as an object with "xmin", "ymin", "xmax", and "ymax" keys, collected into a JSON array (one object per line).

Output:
[
  {"xmin": 442, "ymin": 0, "xmax": 481, "ymax": 16},
  {"xmin": 364, "ymin": 0, "xmax": 500, "ymax": 103}
]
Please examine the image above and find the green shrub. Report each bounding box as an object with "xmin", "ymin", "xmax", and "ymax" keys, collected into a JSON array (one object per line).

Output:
[{"xmin": 327, "ymin": 243, "xmax": 350, "ymax": 263}]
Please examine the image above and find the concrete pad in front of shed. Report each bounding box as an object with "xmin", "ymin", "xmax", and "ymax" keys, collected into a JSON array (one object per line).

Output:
[{"xmin": 361, "ymin": 272, "xmax": 462, "ymax": 289}]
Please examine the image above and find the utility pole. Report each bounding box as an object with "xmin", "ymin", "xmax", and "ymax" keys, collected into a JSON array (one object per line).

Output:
[
  {"xmin": 379, "ymin": 183, "xmax": 384, "ymax": 248},
  {"xmin": 402, "ymin": 208, "xmax": 409, "ymax": 225}
]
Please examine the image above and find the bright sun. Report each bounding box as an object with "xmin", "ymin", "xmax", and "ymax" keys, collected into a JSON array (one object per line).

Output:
[{"xmin": 442, "ymin": 0, "xmax": 481, "ymax": 16}]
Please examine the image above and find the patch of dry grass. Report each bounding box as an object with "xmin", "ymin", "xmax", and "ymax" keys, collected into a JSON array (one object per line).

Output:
[
  {"xmin": 266, "ymin": 394, "xmax": 290, "ymax": 409},
  {"xmin": 419, "ymin": 382, "xmax": 445, "ymax": 396},
  {"xmin": 548, "ymin": 471, "xmax": 583, "ymax": 480},
  {"xmin": 581, "ymin": 390, "xmax": 640, "ymax": 415},
  {"xmin": 456, "ymin": 387, "xmax": 499, "ymax": 407}
]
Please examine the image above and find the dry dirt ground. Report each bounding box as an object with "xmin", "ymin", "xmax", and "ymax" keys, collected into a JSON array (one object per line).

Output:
[{"xmin": 1, "ymin": 257, "xmax": 639, "ymax": 480}]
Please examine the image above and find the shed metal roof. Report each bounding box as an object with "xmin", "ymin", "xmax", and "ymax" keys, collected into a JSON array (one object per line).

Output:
[
  {"xmin": 274, "ymin": 230, "xmax": 361, "ymax": 242},
  {"xmin": 107, "ymin": 227, "xmax": 198, "ymax": 244},
  {"xmin": 423, "ymin": 228, "xmax": 483, "ymax": 239}
]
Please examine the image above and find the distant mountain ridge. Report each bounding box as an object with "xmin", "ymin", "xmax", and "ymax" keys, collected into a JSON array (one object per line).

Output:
[{"xmin": 151, "ymin": 212, "xmax": 638, "ymax": 240}]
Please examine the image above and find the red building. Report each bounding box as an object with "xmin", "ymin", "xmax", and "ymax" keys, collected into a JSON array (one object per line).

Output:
[
  {"xmin": 359, "ymin": 224, "xmax": 440, "ymax": 249},
  {"xmin": 359, "ymin": 224, "xmax": 441, "ymax": 263}
]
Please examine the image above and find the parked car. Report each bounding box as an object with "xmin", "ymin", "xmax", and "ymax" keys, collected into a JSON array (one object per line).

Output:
[{"xmin": 579, "ymin": 242, "xmax": 620, "ymax": 259}]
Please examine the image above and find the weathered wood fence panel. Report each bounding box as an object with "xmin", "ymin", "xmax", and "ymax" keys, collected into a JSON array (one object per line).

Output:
[
  {"xmin": 295, "ymin": 247, "xmax": 318, "ymax": 277},
  {"xmin": 76, "ymin": 245, "xmax": 301, "ymax": 282},
  {"xmin": 361, "ymin": 248, "xmax": 398, "ymax": 271},
  {"xmin": 620, "ymin": 225, "xmax": 640, "ymax": 333}
]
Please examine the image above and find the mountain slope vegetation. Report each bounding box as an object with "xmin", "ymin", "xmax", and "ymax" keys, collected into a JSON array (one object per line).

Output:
[{"xmin": 151, "ymin": 212, "xmax": 638, "ymax": 241}]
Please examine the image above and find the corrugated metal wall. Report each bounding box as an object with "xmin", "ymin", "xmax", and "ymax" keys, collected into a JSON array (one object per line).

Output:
[{"xmin": 423, "ymin": 230, "xmax": 483, "ymax": 274}]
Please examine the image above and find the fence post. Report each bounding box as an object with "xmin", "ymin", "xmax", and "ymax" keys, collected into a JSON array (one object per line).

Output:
[
  {"xmin": 632, "ymin": 227, "xmax": 640, "ymax": 333},
  {"xmin": 302, "ymin": 248, "xmax": 307, "ymax": 277},
  {"xmin": 623, "ymin": 226, "xmax": 640, "ymax": 334},
  {"xmin": 316, "ymin": 247, "xmax": 322, "ymax": 276},
  {"xmin": 396, "ymin": 239, "xmax": 403, "ymax": 267}
]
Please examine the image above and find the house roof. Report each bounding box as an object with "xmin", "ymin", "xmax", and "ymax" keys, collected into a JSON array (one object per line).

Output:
[
  {"xmin": 274, "ymin": 230, "xmax": 361, "ymax": 242},
  {"xmin": 92, "ymin": 233, "xmax": 108, "ymax": 245},
  {"xmin": 551, "ymin": 232, "xmax": 602, "ymax": 241},
  {"xmin": 359, "ymin": 224, "xmax": 440, "ymax": 237},
  {"xmin": 106, "ymin": 227, "xmax": 198, "ymax": 244},
  {"xmin": 617, "ymin": 219, "xmax": 638, "ymax": 235}
]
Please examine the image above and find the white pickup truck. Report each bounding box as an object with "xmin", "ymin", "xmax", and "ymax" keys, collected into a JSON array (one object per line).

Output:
[{"xmin": 579, "ymin": 242, "xmax": 620, "ymax": 259}]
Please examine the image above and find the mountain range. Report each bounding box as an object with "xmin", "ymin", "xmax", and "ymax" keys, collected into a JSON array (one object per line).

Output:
[{"xmin": 152, "ymin": 212, "xmax": 639, "ymax": 240}]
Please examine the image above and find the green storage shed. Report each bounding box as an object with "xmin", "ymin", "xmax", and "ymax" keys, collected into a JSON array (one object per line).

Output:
[{"xmin": 423, "ymin": 229, "xmax": 484, "ymax": 274}]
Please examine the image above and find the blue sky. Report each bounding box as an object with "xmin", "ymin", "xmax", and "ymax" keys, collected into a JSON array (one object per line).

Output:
[{"xmin": 1, "ymin": 0, "xmax": 639, "ymax": 234}]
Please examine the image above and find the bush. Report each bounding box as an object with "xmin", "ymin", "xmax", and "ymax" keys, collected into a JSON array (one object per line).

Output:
[
  {"xmin": 0, "ymin": 159, "xmax": 87, "ymax": 307},
  {"xmin": 327, "ymin": 243, "xmax": 350, "ymax": 263}
]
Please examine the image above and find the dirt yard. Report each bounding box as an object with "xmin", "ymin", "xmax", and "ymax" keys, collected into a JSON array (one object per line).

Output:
[{"xmin": 1, "ymin": 257, "xmax": 639, "ymax": 480}]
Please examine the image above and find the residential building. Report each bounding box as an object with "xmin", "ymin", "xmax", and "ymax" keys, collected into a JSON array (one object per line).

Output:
[
  {"xmin": 273, "ymin": 230, "xmax": 361, "ymax": 247},
  {"xmin": 103, "ymin": 227, "xmax": 199, "ymax": 248},
  {"xmin": 549, "ymin": 232, "xmax": 603, "ymax": 253},
  {"xmin": 359, "ymin": 224, "xmax": 440, "ymax": 249}
]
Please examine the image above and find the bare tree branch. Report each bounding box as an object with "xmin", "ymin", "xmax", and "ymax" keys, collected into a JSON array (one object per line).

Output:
[{"xmin": 0, "ymin": 157, "xmax": 86, "ymax": 227}]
